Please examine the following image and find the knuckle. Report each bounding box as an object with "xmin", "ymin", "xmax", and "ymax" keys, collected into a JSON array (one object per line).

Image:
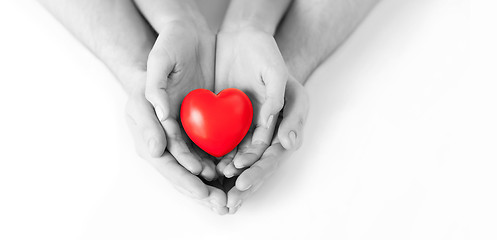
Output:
[
  {"xmin": 169, "ymin": 129, "xmax": 184, "ymax": 143},
  {"xmin": 176, "ymin": 151, "xmax": 194, "ymax": 162}
]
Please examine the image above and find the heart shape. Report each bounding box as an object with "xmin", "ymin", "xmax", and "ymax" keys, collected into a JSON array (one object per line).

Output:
[{"xmin": 180, "ymin": 88, "xmax": 253, "ymax": 157}]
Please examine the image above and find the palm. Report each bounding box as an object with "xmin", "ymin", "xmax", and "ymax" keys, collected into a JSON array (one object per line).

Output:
[
  {"xmin": 215, "ymin": 29, "xmax": 288, "ymax": 174},
  {"xmin": 145, "ymin": 21, "xmax": 217, "ymax": 179},
  {"xmin": 215, "ymin": 30, "xmax": 278, "ymax": 120},
  {"xmin": 162, "ymin": 23, "xmax": 215, "ymax": 119}
]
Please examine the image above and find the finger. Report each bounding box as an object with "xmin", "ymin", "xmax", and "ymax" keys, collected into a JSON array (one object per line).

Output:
[
  {"xmin": 125, "ymin": 96, "xmax": 209, "ymax": 203},
  {"xmin": 234, "ymin": 166, "xmax": 263, "ymax": 191},
  {"xmin": 145, "ymin": 37, "xmax": 175, "ymax": 122},
  {"xmin": 189, "ymin": 143, "xmax": 218, "ymax": 181},
  {"xmin": 147, "ymin": 152, "xmax": 209, "ymax": 200},
  {"xmin": 125, "ymin": 95, "xmax": 166, "ymax": 157},
  {"xmin": 200, "ymin": 159, "xmax": 217, "ymax": 181},
  {"xmin": 206, "ymin": 186, "xmax": 229, "ymax": 215},
  {"xmin": 193, "ymin": 185, "xmax": 228, "ymax": 214},
  {"xmin": 163, "ymin": 119, "xmax": 203, "ymax": 175},
  {"xmin": 278, "ymin": 80, "xmax": 309, "ymax": 150},
  {"xmin": 223, "ymin": 161, "xmax": 244, "ymax": 178},
  {"xmin": 226, "ymin": 187, "xmax": 248, "ymax": 214},
  {"xmin": 193, "ymin": 185, "xmax": 228, "ymax": 215},
  {"xmin": 235, "ymin": 143, "xmax": 287, "ymax": 192},
  {"xmin": 255, "ymin": 66, "xmax": 287, "ymax": 138},
  {"xmin": 233, "ymin": 127, "xmax": 268, "ymax": 169},
  {"xmin": 217, "ymin": 147, "xmax": 237, "ymax": 176},
  {"xmin": 232, "ymin": 143, "xmax": 268, "ymax": 169},
  {"xmin": 226, "ymin": 178, "xmax": 266, "ymax": 214},
  {"xmin": 226, "ymin": 134, "xmax": 253, "ymax": 177},
  {"xmin": 251, "ymin": 68, "xmax": 287, "ymax": 147}
]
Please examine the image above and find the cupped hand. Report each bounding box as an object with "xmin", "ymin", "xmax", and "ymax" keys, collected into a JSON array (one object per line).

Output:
[
  {"xmin": 215, "ymin": 27, "xmax": 288, "ymax": 176},
  {"xmin": 125, "ymin": 75, "xmax": 227, "ymax": 214},
  {"xmin": 145, "ymin": 20, "xmax": 216, "ymax": 178},
  {"xmin": 219, "ymin": 77, "xmax": 310, "ymax": 214}
]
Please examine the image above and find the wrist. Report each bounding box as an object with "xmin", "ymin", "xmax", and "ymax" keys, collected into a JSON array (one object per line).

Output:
[
  {"xmin": 217, "ymin": 24, "xmax": 274, "ymax": 43},
  {"xmin": 220, "ymin": 21, "xmax": 274, "ymax": 35},
  {"xmin": 110, "ymin": 64, "xmax": 146, "ymax": 96},
  {"xmin": 154, "ymin": 4, "xmax": 211, "ymax": 34},
  {"xmin": 220, "ymin": 0, "xmax": 291, "ymax": 35}
]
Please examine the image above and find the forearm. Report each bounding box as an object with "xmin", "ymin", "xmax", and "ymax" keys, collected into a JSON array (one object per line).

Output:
[
  {"xmin": 221, "ymin": 0, "xmax": 292, "ymax": 34},
  {"xmin": 276, "ymin": 0, "xmax": 379, "ymax": 84},
  {"xmin": 134, "ymin": 0, "xmax": 209, "ymax": 32},
  {"xmin": 38, "ymin": 0, "xmax": 155, "ymax": 93}
]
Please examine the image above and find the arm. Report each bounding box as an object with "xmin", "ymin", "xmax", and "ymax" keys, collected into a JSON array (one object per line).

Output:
[
  {"xmin": 220, "ymin": 0, "xmax": 292, "ymax": 35},
  {"xmin": 38, "ymin": 0, "xmax": 155, "ymax": 93},
  {"xmin": 133, "ymin": 0, "xmax": 217, "ymax": 178},
  {"xmin": 224, "ymin": 0, "xmax": 380, "ymax": 213},
  {"xmin": 38, "ymin": 0, "xmax": 227, "ymax": 214},
  {"xmin": 134, "ymin": 0, "xmax": 210, "ymax": 32},
  {"xmin": 215, "ymin": 0, "xmax": 293, "ymax": 178},
  {"xmin": 276, "ymin": 0, "xmax": 380, "ymax": 84}
]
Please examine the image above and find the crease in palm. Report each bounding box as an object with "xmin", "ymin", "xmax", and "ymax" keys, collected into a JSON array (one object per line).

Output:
[{"xmin": 135, "ymin": 3, "xmax": 304, "ymax": 215}]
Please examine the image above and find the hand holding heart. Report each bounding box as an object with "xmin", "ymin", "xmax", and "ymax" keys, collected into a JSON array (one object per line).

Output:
[
  {"xmin": 41, "ymin": 0, "xmax": 374, "ymax": 216},
  {"xmin": 215, "ymin": 28, "xmax": 290, "ymax": 178},
  {"xmin": 136, "ymin": 18, "xmax": 308, "ymax": 214},
  {"xmin": 220, "ymin": 76, "xmax": 309, "ymax": 213},
  {"xmin": 144, "ymin": 20, "xmax": 218, "ymax": 181},
  {"xmin": 124, "ymin": 71, "xmax": 228, "ymax": 215},
  {"xmin": 180, "ymin": 88, "xmax": 253, "ymax": 158}
]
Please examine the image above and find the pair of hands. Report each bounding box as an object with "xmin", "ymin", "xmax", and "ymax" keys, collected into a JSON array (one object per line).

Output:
[{"xmin": 126, "ymin": 19, "xmax": 308, "ymax": 214}]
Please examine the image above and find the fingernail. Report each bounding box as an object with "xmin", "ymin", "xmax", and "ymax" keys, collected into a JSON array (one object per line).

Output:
[
  {"xmin": 148, "ymin": 138, "xmax": 157, "ymax": 154},
  {"xmin": 234, "ymin": 161, "xmax": 244, "ymax": 169},
  {"xmin": 225, "ymin": 172, "xmax": 234, "ymax": 178},
  {"xmin": 242, "ymin": 184, "xmax": 252, "ymax": 191},
  {"xmin": 266, "ymin": 115, "xmax": 274, "ymax": 129},
  {"xmin": 155, "ymin": 106, "xmax": 165, "ymax": 122},
  {"xmin": 289, "ymin": 131, "xmax": 297, "ymax": 148}
]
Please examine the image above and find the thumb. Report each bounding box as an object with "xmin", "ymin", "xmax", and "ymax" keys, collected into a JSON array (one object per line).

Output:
[
  {"xmin": 259, "ymin": 67, "xmax": 287, "ymax": 128},
  {"xmin": 252, "ymin": 67, "xmax": 287, "ymax": 145},
  {"xmin": 278, "ymin": 78, "xmax": 309, "ymax": 150},
  {"xmin": 145, "ymin": 37, "xmax": 175, "ymax": 123}
]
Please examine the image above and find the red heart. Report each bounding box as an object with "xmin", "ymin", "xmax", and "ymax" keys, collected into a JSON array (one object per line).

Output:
[{"xmin": 180, "ymin": 88, "xmax": 253, "ymax": 157}]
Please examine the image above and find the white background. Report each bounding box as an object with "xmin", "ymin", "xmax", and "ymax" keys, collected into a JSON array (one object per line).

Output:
[{"xmin": 0, "ymin": 0, "xmax": 495, "ymax": 239}]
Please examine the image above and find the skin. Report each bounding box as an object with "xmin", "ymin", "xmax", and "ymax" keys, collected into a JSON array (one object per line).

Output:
[
  {"xmin": 216, "ymin": 0, "xmax": 294, "ymax": 178},
  {"xmin": 277, "ymin": 0, "xmax": 381, "ymax": 84},
  {"xmin": 39, "ymin": 0, "xmax": 379, "ymax": 214},
  {"xmin": 38, "ymin": 0, "xmax": 227, "ymax": 214},
  {"xmin": 221, "ymin": 0, "xmax": 380, "ymax": 214},
  {"xmin": 134, "ymin": 0, "xmax": 217, "ymax": 179}
]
